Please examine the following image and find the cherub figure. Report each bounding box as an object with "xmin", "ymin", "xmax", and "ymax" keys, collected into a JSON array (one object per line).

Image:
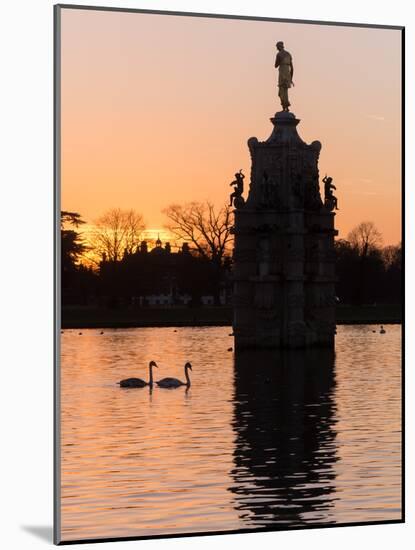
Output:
[{"xmin": 229, "ymin": 169, "xmax": 245, "ymax": 207}]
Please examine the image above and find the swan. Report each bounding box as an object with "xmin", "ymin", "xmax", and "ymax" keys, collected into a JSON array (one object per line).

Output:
[
  {"xmin": 156, "ymin": 362, "xmax": 192, "ymax": 389},
  {"xmin": 119, "ymin": 360, "xmax": 158, "ymax": 388}
]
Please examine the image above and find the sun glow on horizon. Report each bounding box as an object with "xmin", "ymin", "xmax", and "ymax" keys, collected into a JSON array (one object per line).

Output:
[{"xmin": 60, "ymin": 9, "xmax": 401, "ymax": 246}]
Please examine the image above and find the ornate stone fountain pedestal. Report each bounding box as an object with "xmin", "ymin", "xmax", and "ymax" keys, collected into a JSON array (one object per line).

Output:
[{"xmin": 232, "ymin": 111, "xmax": 337, "ymax": 349}]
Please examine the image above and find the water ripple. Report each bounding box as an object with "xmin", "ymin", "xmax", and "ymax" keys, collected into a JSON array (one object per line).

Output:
[{"xmin": 60, "ymin": 325, "xmax": 401, "ymax": 541}]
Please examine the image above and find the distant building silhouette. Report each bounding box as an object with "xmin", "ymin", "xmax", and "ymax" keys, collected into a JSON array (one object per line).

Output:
[{"xmin": 98, "ymin": 236, "xmax": 231, "ymax": 307}]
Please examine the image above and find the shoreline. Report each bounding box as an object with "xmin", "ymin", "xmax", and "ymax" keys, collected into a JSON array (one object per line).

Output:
[{"xmin": 61, "ymin": 305, "xmax": 402, "ymax": 329}]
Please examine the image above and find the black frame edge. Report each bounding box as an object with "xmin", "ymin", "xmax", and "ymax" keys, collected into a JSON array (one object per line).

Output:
[
  {"xmin": 57, "ymin": 519, "xmax": 404, "ymax": 545},
  {"xmin": 401, "ymin": 25, "xmax": 405, "ymax": 525},
  {"xmin": 54, "ymin": 3, "xmax": 404, "ymax": 31},
  {"xmin": 53, "ymin": 3, "xmax": 62, "ymax": 546}
]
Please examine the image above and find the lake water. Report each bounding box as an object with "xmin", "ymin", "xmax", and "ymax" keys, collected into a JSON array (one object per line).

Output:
[{"xmin": 60, "ymin": 325, "xmax": 401, "ymax": 541}]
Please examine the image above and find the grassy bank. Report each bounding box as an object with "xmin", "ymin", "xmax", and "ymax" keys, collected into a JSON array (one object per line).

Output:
[
  {"xmin": 61, "ymin": 304, "xmax": 402, "ymax": 329},
  {"xmin": 335, "ymin": 304, "xmax": 402, "ymax": 324}
]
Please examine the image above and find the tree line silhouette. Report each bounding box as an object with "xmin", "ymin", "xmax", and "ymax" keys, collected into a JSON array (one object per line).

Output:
[
  {"xmin": 61, "ymin": 204, "xmax": 232, "ymax": 307},
  {"xmin": 61, "ymin": 207, "xmax": 401, "ymax": 308}
]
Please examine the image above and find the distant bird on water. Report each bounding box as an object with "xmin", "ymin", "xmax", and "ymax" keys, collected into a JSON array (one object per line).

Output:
[
  {"xmin": 119, "ymin": 360, "xmax": 158, "ymax": 388},
  {"xmin": 156, "ymin": 362, "xmax": 192, "ymax": 389},
  {"xmin": 380, "ymin": 325, "xmax": 386, "ymax": 334}
]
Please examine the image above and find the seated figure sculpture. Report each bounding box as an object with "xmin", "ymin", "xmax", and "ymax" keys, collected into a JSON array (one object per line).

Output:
[{"xmin": 323, "ymin": 175, "xmax": 339, "ymax": 211}]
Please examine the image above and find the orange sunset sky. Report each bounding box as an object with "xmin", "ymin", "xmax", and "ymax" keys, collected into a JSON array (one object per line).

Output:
[{"xmin": 60, "ymin": 8, "xmax": 402, "ymax": 245}]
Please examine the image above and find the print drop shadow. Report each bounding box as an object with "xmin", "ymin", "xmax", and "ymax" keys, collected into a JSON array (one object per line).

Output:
[{"xmin": 21, "ymin": 525, "xmax": 53, "ymax": 542}]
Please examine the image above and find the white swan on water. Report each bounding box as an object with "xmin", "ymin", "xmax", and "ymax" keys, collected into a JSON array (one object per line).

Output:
[
  {"xmin": 119, "ymin": 360, "xmax": 158, "ymax": 388},
  {"xmin": 156, "ymin": 362, "xmax": 192, "ymax": 389}
]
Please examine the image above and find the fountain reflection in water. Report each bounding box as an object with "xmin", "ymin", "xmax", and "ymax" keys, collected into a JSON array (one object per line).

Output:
[{"xmin": 230, "ymin": 348, "xmax": 338, "ymax": 527}]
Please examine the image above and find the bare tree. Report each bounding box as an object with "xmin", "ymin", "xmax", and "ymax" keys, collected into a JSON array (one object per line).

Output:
[
  {"xmin": 347, "ymin": 221, "xmax": 383, "ymax": 257},
  {"xmin": 163, "ymin": 201, "xmax": 233, "ymax": 265},
  {"xmin": 89, "ymin": 208, "xmax": 145, "ymax": 263}
]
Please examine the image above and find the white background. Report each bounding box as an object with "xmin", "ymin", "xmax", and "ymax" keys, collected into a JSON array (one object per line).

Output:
[{"xmin": 0, "ymin": 0, "xmax": 412, "ymax": 548}]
